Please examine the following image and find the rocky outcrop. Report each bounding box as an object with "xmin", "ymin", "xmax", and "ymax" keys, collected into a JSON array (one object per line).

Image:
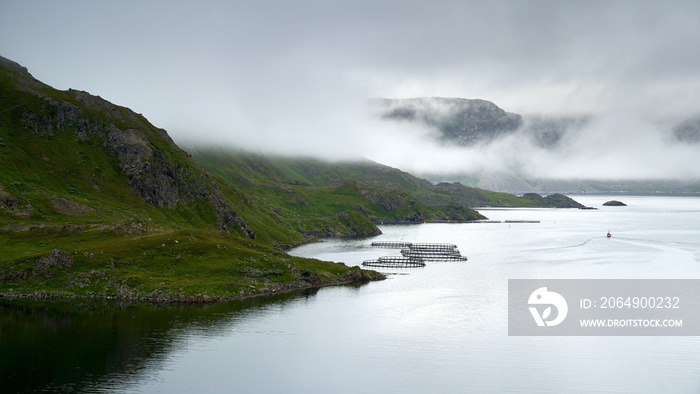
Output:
[
  {"xmin": 1, "ymin": 249, "xmax": 75, "ymax": 284},
  {"xmin": 432, "ymin": 202, "xmax": 486, "ymax": 221},
  {"xmin": 35, "ymin": 249, "xmax": 74, "ymax": 273},
  {"xmin": 523, "ymin": 193, "xmax": 586, "ymax": 208},
  {"xmin": 603, "ymin": 200, "xmax": 627, "ymax": 206}
]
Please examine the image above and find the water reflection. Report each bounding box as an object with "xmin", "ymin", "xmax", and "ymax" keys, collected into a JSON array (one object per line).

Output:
[{"xmin": 0, "ymin": 288, "xmax": 321, "ymax": 393}]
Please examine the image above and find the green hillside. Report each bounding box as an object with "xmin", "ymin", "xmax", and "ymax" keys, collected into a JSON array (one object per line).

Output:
[
  {"xmin": 192, "ymin": 148, "xmax": 583, "ymax": 212},
  {"xmin": 191, "ymin": 148, "xmax": 487, "ymax": 226},
  {"xmin": 0, "ymin": 55, "xmax": 584, "ymax": 301},
  {"xmin": 0, "ymin": 56, "xmax": 381, "ymax": 299}
]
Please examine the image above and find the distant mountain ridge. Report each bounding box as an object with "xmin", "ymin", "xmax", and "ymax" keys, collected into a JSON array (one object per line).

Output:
[
  {"xmin": 374, "ymin": 97, "xmax": 523, "ymax": 145},
  {"xmin": 374, "ymin": 96, "xmax": 700, "ymax": 195}
]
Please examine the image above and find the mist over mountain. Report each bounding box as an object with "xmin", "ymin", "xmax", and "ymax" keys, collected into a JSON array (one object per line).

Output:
[
  {"xmin": 674, "ymin": 115, "xmax": 700, "ymax": 144},
  {"xmin": 373, "ymin": 97, "xmax": 523, "ymax": 146},
  {"xmin": 373, "ymin": 97, "xmax": 700, "ymax": 194}
]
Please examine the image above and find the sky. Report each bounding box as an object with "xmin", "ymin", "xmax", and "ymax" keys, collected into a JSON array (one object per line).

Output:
[{"xmin": 2, "ymin": 0, "xmax": 700, "ymax": 180}]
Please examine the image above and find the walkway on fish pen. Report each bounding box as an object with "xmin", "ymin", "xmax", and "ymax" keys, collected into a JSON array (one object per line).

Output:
[
  {"xmin": 407, "ymin": 243, "xmax": 458, "ymax": 251},
  {"xmin": 371, "ymin": 242, "xmax": 458, "ymax": 250},
  {"xmin": 362, "ymin": 256, "xmax": 426, "ymax": 268},
  {"xmin": 401, "ymin": 249, "xmax": 467, "ymax": 261},
  {"xmin": 371, "ymin": 241, "xmax": 413, "ymax": 248}
]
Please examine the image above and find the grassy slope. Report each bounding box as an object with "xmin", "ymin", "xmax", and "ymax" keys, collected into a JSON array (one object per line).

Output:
[
  {"xmin": 0, "ymin": 56, "xmax": 582, "ymax": 299},
  {"xmin": 192, "ymin": 148, "xmax": 570, "ymax": 212},
  {"xmin": 0, "ymin": 59, "xmax": 310, "ymax": 244},
  {"xmin": 0, "ymin": 226, "xmax": 379, "ymax": 300},
  {"xmin": 192, "ymin": 148, "xmax": 486, "ymax": 224},
  {"xmin": 0, "ymin": 72, "xmax": 211, "ymax": 229},
  {"xmin": 0, "ymin": 57, "xmax": 378, "ymax": 298}
]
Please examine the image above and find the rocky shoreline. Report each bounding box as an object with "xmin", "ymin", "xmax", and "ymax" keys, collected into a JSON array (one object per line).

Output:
[{"xmin": 0, "ymin": 268, "xmax": 383, "ymax": 304}]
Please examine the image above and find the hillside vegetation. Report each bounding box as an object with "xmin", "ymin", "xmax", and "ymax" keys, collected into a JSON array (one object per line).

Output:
[
  {"xmin": 0, "ymin": 56, "xmax": 584, "ymax": 300},
  {"xmin": 0, "ymin": 56, "xmax": 381, "ymax": 300},
  {"xmin": 192, "ymin": 148, "xmax": 584, "ymax": 212}
]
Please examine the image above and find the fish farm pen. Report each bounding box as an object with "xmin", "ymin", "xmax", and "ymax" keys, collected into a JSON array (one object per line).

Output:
[
  {"xmin": 371, "ymin": 241, "xmax": 459, "ymax": 251},
  {"xmin": 371, "ymin": 241, "xmax": 413, "ymax": 248},
  {"xmin": 362, "ymin": 256, "xmax": 426, "ymax": 268},
  {"xmin": 406, "ymin": 243, "xmax": 458, "ymax": 251},
  {"xmin": 367, "ymin": 241, "xmax": 468, "ymax": 265},
  {"xmin": 400, "ymin": 249, "xmax": 467, "ymax": 261}
]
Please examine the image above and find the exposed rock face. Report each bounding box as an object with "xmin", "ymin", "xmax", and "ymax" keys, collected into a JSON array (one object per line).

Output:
[
  {"xmin": 35, "ymin": 249, "xmax": 75, "ymax": 273},
  {"xmin": 342, "ymin": 268, "xmax": 374, "ymax": 283},
  {"xmin": 603, "ymin": 200, "xmax": 627, "ymax": 206},
  {"xmin": 1, "ymin": 56, "xmax": 254, "ymax": 237}
]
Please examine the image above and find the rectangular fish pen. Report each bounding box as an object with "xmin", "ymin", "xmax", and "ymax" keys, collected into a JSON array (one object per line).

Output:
[
  {"xmin": 371, "ymin": 241, "xmax": 413, "ymax": 248},
  {"xmin": 362, "ymin": 256, "xmax": 426, "ymax": 268},
  {"xmin": 400, "ymin": 249, "xmax": 468, "ymax": 261},
  {"xmin": 407, "ymin": 243, "xmax": 458, "ymax": 251}
]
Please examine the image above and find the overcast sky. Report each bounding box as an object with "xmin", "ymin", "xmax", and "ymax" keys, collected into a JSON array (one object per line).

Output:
[{"xmin": 2, "ymin": 0, "xmax": 700, "ymax": 179}]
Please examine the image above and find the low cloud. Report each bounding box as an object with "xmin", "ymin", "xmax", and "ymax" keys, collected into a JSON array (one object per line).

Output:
[
  {"xmin": 362, "ymin": 111, "xmax": 700, "ymax": 181},
  {"xmin": 2, "ymin": 0, "xmax": 700, "ymax": 181}
]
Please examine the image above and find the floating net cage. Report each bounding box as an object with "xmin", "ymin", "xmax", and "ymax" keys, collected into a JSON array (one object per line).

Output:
[
  {"xmin": 408, "ymin": 243, "xmax": 458, "ymax": 251},
  {"xmin": 401, "ymin": 249, "xmax": 467, "ymax": 261},
  {"xmin": 368, "ymin": 241, "xmax": 468, "ymax": 264},
  {"xmin": 362, "ymin": 256, "xmax": 426, "ymax": 268},
  {"xmin": 370, "ymin": 241, "xmax": 413, "ymax": 248}
]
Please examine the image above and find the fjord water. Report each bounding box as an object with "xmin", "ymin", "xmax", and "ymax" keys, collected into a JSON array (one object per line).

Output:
[{"xmin": 2, "ymin": 196, "xmax": 700, "ymax": 393}]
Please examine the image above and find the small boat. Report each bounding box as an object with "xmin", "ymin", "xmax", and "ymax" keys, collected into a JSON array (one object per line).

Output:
[{"xmin": 607, "ymin": 231, "xmax": 612, "ymax": 238}]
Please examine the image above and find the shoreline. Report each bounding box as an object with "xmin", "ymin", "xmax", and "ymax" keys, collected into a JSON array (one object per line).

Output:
[{"xmin": 0, "ymin": 270, "xmax": 384, "ymax": 304}]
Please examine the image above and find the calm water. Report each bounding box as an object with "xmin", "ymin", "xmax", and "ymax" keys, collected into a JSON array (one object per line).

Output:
[{"xmin": 2, "ymin": 195, "xmax": 700, "ymax": 393}]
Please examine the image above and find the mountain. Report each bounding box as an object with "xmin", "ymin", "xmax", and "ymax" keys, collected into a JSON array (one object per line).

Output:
[
  {"xmin": 0, "ymin": 55, "xmax": 382, "ymax": 300},
  {"xmin": 374, "ymin": 97, "xmax": 523, "ymax": 145},
  {"xmin": 374, "ymin": 96, "xmax": 700, "ymax": 195},
  {"xmin": 0, "ymin": 56, "xmax": 261, "ymax": 237},
  {"xmin": 0, "ymin": 56, "xmax": 588, "ymax": 300}
]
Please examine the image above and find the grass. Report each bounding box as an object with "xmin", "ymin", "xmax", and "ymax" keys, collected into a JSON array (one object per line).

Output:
[
  {"xmin": 192, "ymin": 148, "xmax": 486, "ymax": 224},
  {"xmin": 0, "ymin": 61, "xmax": 385, "ymax": 301},
  {"xmin": 0, "ymin": 226, "xmax": 373, "ymax": 299}
]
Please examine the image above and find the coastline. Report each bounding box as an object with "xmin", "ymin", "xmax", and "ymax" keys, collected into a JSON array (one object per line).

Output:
[{"xmin": 0, "ymin": 267, "xmax": 385, "ymax": 304}]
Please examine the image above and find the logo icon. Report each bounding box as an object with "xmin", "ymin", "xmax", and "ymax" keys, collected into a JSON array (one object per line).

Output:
[{"xmin": 528, "ymin": 287, "xmax": 568, "ymax": 327}]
